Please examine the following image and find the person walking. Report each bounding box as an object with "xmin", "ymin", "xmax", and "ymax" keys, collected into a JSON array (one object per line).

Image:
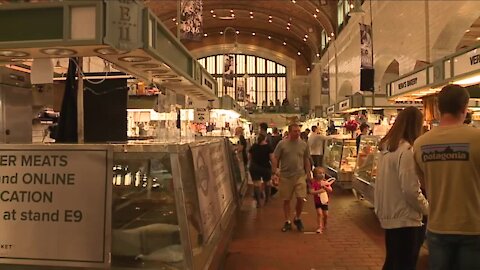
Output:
[
  {"xmin": 270, "ymin": 127, "xmax": 282, "ymax": 151},
  {"xmin": 413, "ymin": 84, "xmax": 480, "ymax": 270},
  {"xmin": 356, "ymin": 123, "xmax": 370, "ymax": 154},
  {"xmin": 271, "ymin": 123, "xmax": 311, "ymax": 232},
  {"xmin": 375, "ymin": 106, "xmax": 429, "ymax": 270},
  {"xmin": 248, "ymin": 133, "xmax": 274, "ymax": 207},
  {"xmin": 308, "ymin": 126, "xmax": 328, "ymax": 167},
  {"xmin": 309, "ymin": 166, "xmax": 333, "ymax": 234}
]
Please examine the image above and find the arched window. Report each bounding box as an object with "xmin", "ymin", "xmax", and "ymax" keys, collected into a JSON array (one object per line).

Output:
[{"xmin": 198, "ymin": 54, "xmax": 287, "ymax": 106}]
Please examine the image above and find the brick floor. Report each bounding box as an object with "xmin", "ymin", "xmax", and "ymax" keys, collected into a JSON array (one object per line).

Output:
[{"xmin": 223, "ymin": 187, "xmax": 429, "ymax": 270}]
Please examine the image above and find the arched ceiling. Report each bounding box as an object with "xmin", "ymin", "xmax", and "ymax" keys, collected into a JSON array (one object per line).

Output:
[{"xmin": 145, "ymin": 0, "xmax": 338, "ymax": 71}]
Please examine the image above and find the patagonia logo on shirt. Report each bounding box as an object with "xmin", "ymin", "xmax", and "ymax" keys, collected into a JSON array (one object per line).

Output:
[{"xmin": 421, "ymin": 144, "xmax": 470, "ymax": 162}]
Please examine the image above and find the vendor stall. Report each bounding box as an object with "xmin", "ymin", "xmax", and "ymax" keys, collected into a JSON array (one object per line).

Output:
[
  {"xmin": 387, "ymin": 43, "xmax": 480, "ymax": 127},
  {"xmin": 0, "ymin": 1, "xmax": 238, "ymax": 270},
  {"xmin": 352, "ymin": 135, "xmax": 380, "ymax": 205}
]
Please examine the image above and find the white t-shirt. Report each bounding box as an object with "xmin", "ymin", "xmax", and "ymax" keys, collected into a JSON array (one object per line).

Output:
[{"xmin": 308, "ymin": 133, "xmax": 327, "ymax": 155}]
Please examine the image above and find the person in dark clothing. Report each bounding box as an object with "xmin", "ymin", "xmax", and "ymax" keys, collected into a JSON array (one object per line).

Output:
[
  {"xmin": 356, "ymin": 123, "xmax": 370, "ymax": 154},
  {"xmin": 249, "ymin": 133, "xmax": 274, "ymax": 207},
  {"xmin": 235, "ymin": 127, "xmax": 248, "ymax": 165},
  {"xmin": 270, "ymin": 127, "xmax": 282, "ymax": 150}
]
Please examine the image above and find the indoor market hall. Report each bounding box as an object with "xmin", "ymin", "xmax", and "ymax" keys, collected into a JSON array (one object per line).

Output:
[{"xmin": 0, "ymin": 0, "xmax": 479, "ymax": 270}]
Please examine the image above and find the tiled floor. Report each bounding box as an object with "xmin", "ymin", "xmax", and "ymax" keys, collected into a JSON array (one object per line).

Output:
[{"xmin": 223, "ymin": 187, "xmax": 429, "ymax": 270}]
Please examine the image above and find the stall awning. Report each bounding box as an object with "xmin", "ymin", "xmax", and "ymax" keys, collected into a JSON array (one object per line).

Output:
[{"xmin": 0, "ymin": 0, "xmax": 217, "ymax": 100}]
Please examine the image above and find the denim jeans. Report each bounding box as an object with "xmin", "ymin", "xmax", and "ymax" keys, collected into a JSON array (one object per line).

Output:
[{"xmin": 427, "ymin": 231, "xmax": 480, "ymax": 270}]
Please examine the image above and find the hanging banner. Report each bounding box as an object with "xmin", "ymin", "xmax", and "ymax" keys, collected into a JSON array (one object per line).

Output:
[
  {"xmin": 179, "ymin": 0, "xmax": 203, "ymax": 41},
  {"xmin": 236, "ymin": 79, "xmax": 245, "ymax": 102},
  {"xmin": 360, "ymin": 23, "xmax": 373, "ymax": 69},
  {"xmin": 321, "ymin": 69, "xmax": 329, "ymax": 95},
  {"xmin": 223, "ymin": 54, "xmax": 235, "ymax": 87}
]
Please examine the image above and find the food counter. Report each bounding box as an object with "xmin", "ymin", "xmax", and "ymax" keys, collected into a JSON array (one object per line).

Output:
[
  {"xmin": 323, "ymin": 138, "xmax": 357, "ymax": 189},
  {"xmin": 352, "ymin": 136, "xmax": 380, "ymax": 205},
  {"xmin": 0, "ymin": 138, "xmax": 237, "ymax": 270}
]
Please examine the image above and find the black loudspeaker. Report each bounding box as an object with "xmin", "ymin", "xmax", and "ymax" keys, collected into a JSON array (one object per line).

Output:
[
  {"xmin": 360, "ymin": 68, "xmax": 375, "ymax": 92},
  {"xmin": 84, "ymin": 78, "xmax": 128, "ymax": 142}
]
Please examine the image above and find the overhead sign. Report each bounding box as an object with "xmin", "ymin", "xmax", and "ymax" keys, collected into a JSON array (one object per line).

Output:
[
  {"xmin": 327, "ymin": 105, "xmax": 335, "ymax": 115},
  {"xmin": 105, "ymin": 0, "xmax": 143, "ymax": 51},
  {"xmin": 453, "ymin": 48, "xmax": 480, "ymax": 77},
  {"xmin": 194, "ymin": 108, "xmax": 210, "ymax": 123},
  {"xmin": 391, "ymin": 69, "xmax": 427, "ymax": 96},
  {"xmin": 339, "ymin": 99, "xmax": 350, "ymax": 111},
  {"xmin": 0, "ymin": 145, "xmax": 112, "ymax": 268}
]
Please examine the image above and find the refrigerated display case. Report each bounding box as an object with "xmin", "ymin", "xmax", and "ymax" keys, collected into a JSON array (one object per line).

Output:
[
  {"xmin": 111, "ymin": 138, "xmax": 239, "ymax": 270},
  {"xmin": 323, "ymin": 138, "xmax": 357, "ymax": 189},
  {"xmin": 353, "ymin": 136, "xmax": 380, "ymax": 205},
  {"xmin": 3, "ymin": 139, "xmax": 238, "ymax": 270}
]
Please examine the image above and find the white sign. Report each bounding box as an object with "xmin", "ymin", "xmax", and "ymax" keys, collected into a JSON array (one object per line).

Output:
[
  {"xmin": 194, "ymin": 108, "xmax": 210, "ymax": 123},
  {"xmin": 105, "ymin": 0, "xmax": 143, "ymax": 51},
  {"xmin": 453, "ymin": 48, "xmax": 480, "ymax": 77},
  {"xmin": 0, "ymin": 145, "xmax": 112, "ymax": 268},
  {"xmin": 191, "ymin": 141, "xmax": 234, "ymax": 242},
  {"xmin": 391, "ymin": 70, "xmax": 427, "ymax": 96},
  {"xmin": 327, "ymin": 105, "xmax": 335, "ymax": 115},
  {"xmin": 339, "ymin": 99, "xmax": 350, "ymax": 111}
]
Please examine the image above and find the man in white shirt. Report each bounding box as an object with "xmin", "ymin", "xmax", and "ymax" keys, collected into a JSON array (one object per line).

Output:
[{"xmin": 308, "ymin": 126, "xmax": 327, "ymax": 167}]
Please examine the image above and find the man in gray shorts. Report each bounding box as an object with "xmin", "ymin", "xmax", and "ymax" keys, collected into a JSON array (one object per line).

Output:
[{"xmin": 272, "ymin": 123, "xmax": 311, "ymax": 232}]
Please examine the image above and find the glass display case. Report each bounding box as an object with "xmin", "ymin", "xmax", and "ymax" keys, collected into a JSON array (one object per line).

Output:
[
  {"xmin": 5, "ymin": 139, "xmax": 238, "ymax": 270},
  {"xmin": 324, "ymin": 138, "xmax": 357, "ymax": 173},
  {"xmin": 353, "ymin": 136, "xmax": 380, "ymax": 205},
  {"xmin": 323, "ymin": 138, "xmax": 357, "ymax": 189}
]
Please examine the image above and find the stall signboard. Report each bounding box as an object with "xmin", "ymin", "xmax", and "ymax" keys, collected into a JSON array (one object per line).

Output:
[
  {"xmin": 190, "ymin": 141, "xmax": 234, "ymax": 242},
  {"xmin": 390, "ymin": 70, "xmax": 427, "ymax": 97},
  {"xmin": 339, "ymin": 99, "xmax": 350, "ymax": 111},
  {"xmin": 0, "ymin": 145, "xmax": 112, "ymax": 268},
  {"xmin": 194, "ymin": 108, "xmax": 210, "ymax": 123},
  {"xmin": 327, "ymin": 105, "xmax": 335, "ymax": 115},
  {"xmin": 105, "ymin": 0, "xmax": 143, "ymax": 51},
  {"xmin": 453, "ymin": 48, "xmax": 480, "ymax": 77}
]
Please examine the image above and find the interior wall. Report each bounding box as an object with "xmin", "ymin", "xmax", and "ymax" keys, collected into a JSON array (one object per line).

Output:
[{"xmin": 310, "ymin": 0, "xmax": 480, "ymax": 110}]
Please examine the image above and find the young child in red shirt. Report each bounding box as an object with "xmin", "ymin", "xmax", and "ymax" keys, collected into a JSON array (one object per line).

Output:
[{"xmin": 309, "ymin": 167, "xmax": 333, "ymax": 234}]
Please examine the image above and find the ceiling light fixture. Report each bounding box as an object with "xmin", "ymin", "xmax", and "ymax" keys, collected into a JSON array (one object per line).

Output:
[
  {"xmin": 465, "ymin": 29, "xmax": 471, "ymax": 33},
  {"xmin": 297, "ymin": 52, "xmax": 301, "ymax": 55},
  {"xmin": 118, "ymin": 56, "xmax": 151, "ymax": 62},
  {"xmin": 250, "ymin": 15, "xmax": 254, "ymax": 19},
  {"xmin": 292, "ymin": 0, "xmax": 296, "ymax": 3},
  {"xmin": 172, "ymin": 18, "xmax": 176, "ymax": 21},
  {"xmin": 283, "ymin": 42, "xmax": 287, "ymax": 46},
  {"xmin": 0, "ymin": 50, "xmax": 29, "ymax": 57},
  {"xmin": 331, "ymin": 32, "xmax": 335, "ymax": 36},
  {"xmin": 268, "ymin": 36, "xmax": 272, "ymax": 39},
  {"xmin": 269, "ymin": 15, "xmax": 272, "ymax": 19},
  {"xmin": 268, "ymin": 19, "xmax": 272, "ymax": 23},
  {"xmin": 210, "ymin": 10, "xmax": 214, "ymax": 13},
  {"xmin": 250, "ymin": 11, "xmax": 253, "ymax": 15},
  {"xmin": 286, "ymin": 26, "xmax": 290, "ymax": 30},
  {"xmin": 231, "ymin": 13, "xmax": 235, "ymax": 17},
  {"xmin": 305, "ymin": 34, "xmax": 308, "ymax": 38},
  {"xmin": 307, "ymin": 67, "xmax": 311, "ymax": 71},
  {"xmin": 204, "ymin": 33, "xmax": 208, "ymax": 37},
  {"xmin": 316, "ymin": 53, "xmax": 320, "ymax": 57},
  {"xmin": 476, "ymin": 37, "xmax": 480, "ymax": 41},
  {"xmin": 313, "ymin": 14, "xmax": 317, "ymax": 18},
  {"xmin": 236, "ymin": 30, "xmax": 240, "ymax": 34},
  {"xmin": 94, "ymin": 48, "xmax": 129, "ymax": 55},
  {"xmin": 230, "ymin": 9, "xmax": 234, "ymax": 13},
  {"xmin": 316, "ymin": 8, "xmax": 320, "ymax": 13},
  {"xmin": 220, "ymin": 31, "xmax": 224, "ymax": 34},
  {"xmin": 40, "ymin": 48, "xmax": 77, "ymax": 56},
  {"xmin": 252, "ymin": 32, "xmax": 256, "ymax": 36},
  {"xmin": 132, "ymin": 63, "xmax": 160, "ymax": 69},
  {"xmin": 212, "ymin": 14, "xmax": 216, "ymax": 18},
  {"xmin": 303, "ymin": 38, "xmax": 307, "ymax": 42}
]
